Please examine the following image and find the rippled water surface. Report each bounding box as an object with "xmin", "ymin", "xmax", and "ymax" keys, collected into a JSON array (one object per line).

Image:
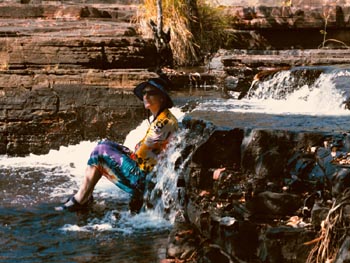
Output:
[
  {"xmin": 0, "ymin": 143, "xmax": 173, "ymax": 263},
  {"xmin": 0, "ymin": 109, "xmax": 186, "ymax": 263},
  {"xmin": 1, "ymin": 202, "xmax": 169, "ymax": 262}
]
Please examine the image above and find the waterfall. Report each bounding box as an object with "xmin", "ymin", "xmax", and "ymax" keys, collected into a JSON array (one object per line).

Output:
[
  {"xmin": 196, "ymin": 66, "xmax": 350, "ymax": 116},
  {"xmin": 246, "ymin": 66, "xmax": 350, "ymax": 115},
  {"xmin": 143, "ymin": 128, "xmax": 190, "ymax": 222},
  {"xmin": 143, "ymin": 115, "xmax": 216, "ymax": 223}
]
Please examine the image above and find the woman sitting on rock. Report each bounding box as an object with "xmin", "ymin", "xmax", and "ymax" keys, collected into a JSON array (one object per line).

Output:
[{"xmin": 56, "ymin": 76, "xmax": 178, "ymax": 213}]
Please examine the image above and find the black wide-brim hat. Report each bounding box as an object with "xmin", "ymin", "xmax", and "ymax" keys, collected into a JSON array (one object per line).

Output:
[{"xmin": 134, "ymin": 77, "xmax": 174, "ymax": 108}]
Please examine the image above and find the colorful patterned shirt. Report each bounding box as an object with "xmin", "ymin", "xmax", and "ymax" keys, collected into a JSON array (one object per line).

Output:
[{"xmin": 132, "ymin": 108, "xmax": 178, "ymax": 173}]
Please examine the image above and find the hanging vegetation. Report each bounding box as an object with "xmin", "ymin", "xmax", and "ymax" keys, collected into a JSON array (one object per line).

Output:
[{"xmin": 136, "ymin": 0, "xmax": 233, "ymax": 67}]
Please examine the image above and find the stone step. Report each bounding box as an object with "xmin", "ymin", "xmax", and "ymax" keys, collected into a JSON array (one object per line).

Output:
[
  {"xmin": 212, "ymin": 0, "xmax": 350, "ymax": 6},
  {"xmin": 0, "ymin": 68, "xmax": 156, "ymax": 89},
  {"xmin": 0, "ymin": 2, "xmax": 139, "ymax": 21},
  {"xmin": 225, "ymin": 6, "xmax": 350, "ymax": 29},
  {"xmin": 222, "ymin": 49, "xmax": 350, "ymax": 67},
  {"xmin": 0, "ymin": 36, "xmax": 157, "ymax": 71},
  {"xmin": 0, "ymin": 2, "xmax": 158, "ymax": 71}
]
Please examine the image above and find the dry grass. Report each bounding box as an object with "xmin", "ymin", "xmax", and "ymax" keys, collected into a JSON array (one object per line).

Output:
[
  {"xmin": 136, "ymin": 0, "xmax": 232, "ymax": 66},
  {"xmin": 305, "ymin": 189, "xmax": 350, "ymax": 263}
]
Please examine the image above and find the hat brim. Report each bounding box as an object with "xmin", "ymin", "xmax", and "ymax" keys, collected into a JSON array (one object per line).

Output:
[
  {"xmin": 134, "ymin": 81, "xmax": 148, "ymax": 101},
  {"xmin": 134, "ymin": 79, "xmax": 174, "ymax": 108}
]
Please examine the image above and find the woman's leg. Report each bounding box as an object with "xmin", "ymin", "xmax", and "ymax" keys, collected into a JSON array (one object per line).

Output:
[
  {"xmin": 57, "ymin": 140, "xmax": 145, "ymax": 212},
  {"xmin": 55, "ymin": 165, "xmax": 101, "ymax": 211},
  {"xmin": 74, "ymin": 165, "xmax": 102, "ymax": 204}
]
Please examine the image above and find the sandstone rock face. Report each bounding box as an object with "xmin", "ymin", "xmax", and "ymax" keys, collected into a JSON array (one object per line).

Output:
[
  {"xmin": 0, "ymin": 83, "xmax": 146, "ymax": 155},
  {"xmin": 219, "ymin": 5, "xmax": 350, "ymax": 52},
  {"xmin": 0, "ymin": 1, "xmax": 160, "ymax": 155},
  {"xmin": 212, "ymin": 0, "xmax": 350, "ymax": 6}
]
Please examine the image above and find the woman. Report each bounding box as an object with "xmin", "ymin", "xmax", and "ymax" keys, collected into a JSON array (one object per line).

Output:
[{"xmin": 56, "ymin": 77, "xmax": 178, "ymax": 213}]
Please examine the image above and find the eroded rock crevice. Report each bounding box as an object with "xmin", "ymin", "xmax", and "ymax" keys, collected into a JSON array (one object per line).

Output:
[{"xmin": 168, "ymin": 119, "xmax": 350, "ymax": 262}]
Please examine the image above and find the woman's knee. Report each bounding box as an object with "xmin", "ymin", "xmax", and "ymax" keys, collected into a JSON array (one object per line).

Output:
[{"xmin": 85, "ymin": 165, "xmax": 102, "ymax": 181}]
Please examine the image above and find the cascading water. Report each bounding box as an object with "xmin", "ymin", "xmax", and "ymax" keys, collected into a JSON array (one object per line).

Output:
[
  {"xmin": 199, "ymin": 66, "xmax": 350, "ymax": 116},
  {"xmin": 246, "ymin": 66, "xmax": 350, "ymax": 115},
  {"xmin": 0, "ymin": 108, "xmax": 183, "ymax": 261},
  {"xmin": 191, "ymin": 65, "xmax": 350, "ymax": 133},
  {"xmin": 0, "ymin": 106, "xmax": 217, "ymax": 262}
]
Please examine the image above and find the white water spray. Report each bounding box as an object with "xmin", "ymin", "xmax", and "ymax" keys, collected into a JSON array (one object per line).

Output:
[
  {"xmin": 0, "ymin": 107, "xmax": 186, "ymax": 233},
  {"xmin": 197, "ymin": 68, "xmax": 350, "ymax": 116}
]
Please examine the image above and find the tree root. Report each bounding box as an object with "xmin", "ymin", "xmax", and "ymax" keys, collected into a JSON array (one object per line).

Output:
[{"xmin": 305, "ymin": 188, "xmax": 350, "ymax": 263}]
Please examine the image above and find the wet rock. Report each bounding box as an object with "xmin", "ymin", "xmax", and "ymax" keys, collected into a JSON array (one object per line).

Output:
[
  {"xmin": 192, "ymin": 129, "xmax": 244, "ymax": 169},
  {"xmin": 331, "ymin": 168, "xmax": 350, "ymax": 197},
  {"xmin": 175, "ymin": 118, "xmax": 350, "ymax": 262},
  {"xmin": 224, "ymin": 75, "xmax": 238, "ymax": 91},
  {"xmin": 335, "ymin": 236, "xmax": 350, "ymax": 263},
  {"xmin": 259, "ymin": 226, "xmax": 316, "ymax": 263},
  {"xmin": 198, "ymin": 244, "xmax": 234, "ymax": 263},
  {"xmin": 166, "ymin": 221, "xmax": 200, "ymax": 261},
  {"xmin": 315, "ymin": 147, "xmax": 337, "ymax": 180},
  {"xmin": 310, "ymin": 202, "xmax": 329, "ymax": 230},
  {"xmin": 241, "ymin": 129, "xmax": 295, "ymax": 180},
  {"xmin": 246, "ymin": 191, "xmax": 302, "ymax": 217}
]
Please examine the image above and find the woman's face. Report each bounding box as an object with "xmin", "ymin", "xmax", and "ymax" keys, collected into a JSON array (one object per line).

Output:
[{"xmin": 142, "ymin": 85, "xmax": 164, "ymax": 115}]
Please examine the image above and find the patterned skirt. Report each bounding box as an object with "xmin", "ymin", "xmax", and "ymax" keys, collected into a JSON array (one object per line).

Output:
[{"xmin": 87, "ymin": 140, "xmax": 145, "ymax": 195}]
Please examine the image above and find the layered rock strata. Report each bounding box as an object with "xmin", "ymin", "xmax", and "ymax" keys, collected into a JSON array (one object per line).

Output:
[{"xmin": 0, "ymin": 2, "xmax": 159, "ymax": 155}]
